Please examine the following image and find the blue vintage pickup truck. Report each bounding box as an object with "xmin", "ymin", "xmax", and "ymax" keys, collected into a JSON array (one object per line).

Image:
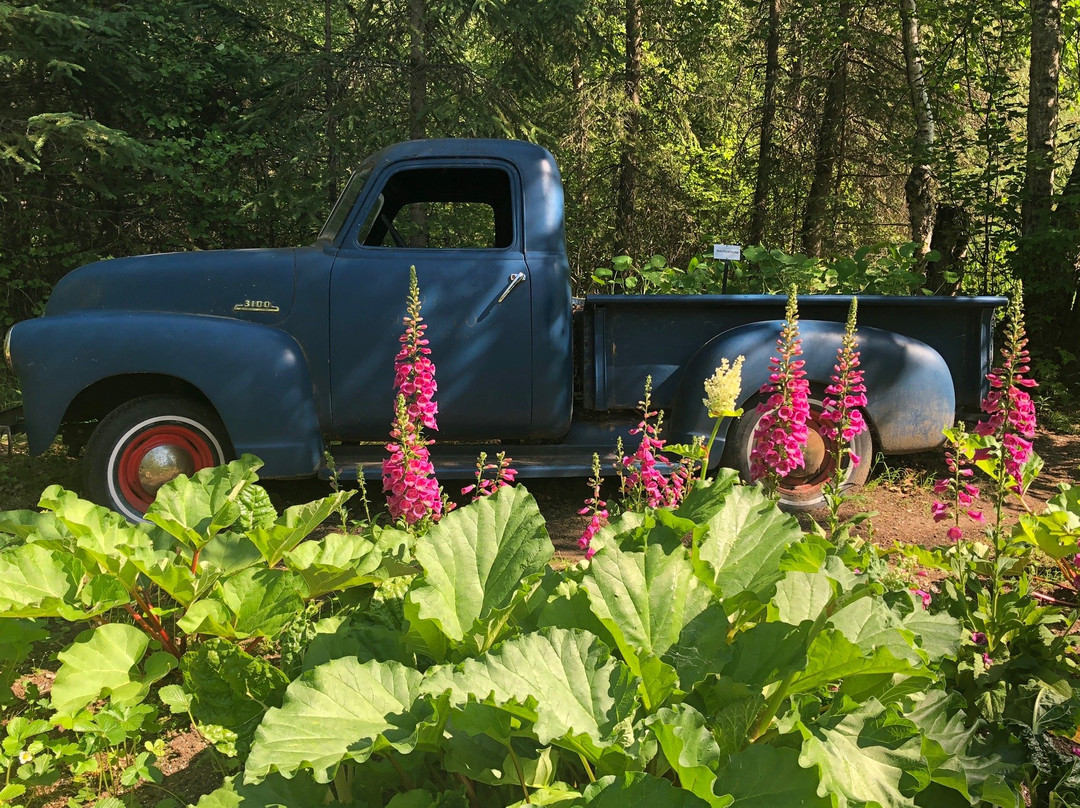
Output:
[{"xmin": 4, "ymin": 139, "xmax": 1003, "ymax": 519}]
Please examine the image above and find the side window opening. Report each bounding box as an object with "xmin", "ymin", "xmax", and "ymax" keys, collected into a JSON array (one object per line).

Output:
[{"xmin": 360, "ymin": 166, "xmax": 513, "ymax": 249}]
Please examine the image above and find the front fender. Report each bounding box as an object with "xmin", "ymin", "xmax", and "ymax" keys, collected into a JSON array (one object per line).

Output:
[
  {"xmin": 669, "ymin": 320, "xmax": 955, "ymax": 458},
  {"xmin": 9, "ymin": 312, "xmax": 323, "ymax": 475}
]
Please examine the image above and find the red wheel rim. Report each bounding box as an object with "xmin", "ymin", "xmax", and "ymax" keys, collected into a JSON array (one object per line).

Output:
[{"xmin": 115, "ymin": 424, "xmax": 217, "ymax": 513}]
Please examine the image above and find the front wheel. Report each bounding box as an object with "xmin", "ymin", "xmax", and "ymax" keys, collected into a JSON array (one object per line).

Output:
[
  {"xmin": 83, "ymin": 396, "xmax": 232, "ymax": 521},
  {"xmin": 721, "ymin": 394, "xmax": 873, "ymax": 510}
]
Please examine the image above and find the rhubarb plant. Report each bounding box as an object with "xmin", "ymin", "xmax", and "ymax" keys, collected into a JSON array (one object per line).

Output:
[
  {"xmin": 200, "ymin": 481, "xmax": 1022, "ymax": 808},
  {"xmin": 0, "ymin": 454, "xmax": 417, "ymax": 765}
]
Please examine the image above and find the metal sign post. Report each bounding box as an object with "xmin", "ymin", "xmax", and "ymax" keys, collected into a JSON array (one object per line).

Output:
[{"xmin": 713, "ymin": 243, "xmax": 742, "ymax": 294}]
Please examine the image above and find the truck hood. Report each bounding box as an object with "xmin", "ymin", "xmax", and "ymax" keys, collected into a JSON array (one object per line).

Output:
[{"xmin": 44, "ymin": 248, "xmax": 298, "ymax": 323}]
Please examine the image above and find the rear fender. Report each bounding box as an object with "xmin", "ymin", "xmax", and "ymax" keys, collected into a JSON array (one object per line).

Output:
[
  {"xmin": 669, "ymin": 320, "xmax": 955, "ymax": 458},
  {"xmin": 9, "ymin": 312, "xmax": 323, "ymax": 475}
]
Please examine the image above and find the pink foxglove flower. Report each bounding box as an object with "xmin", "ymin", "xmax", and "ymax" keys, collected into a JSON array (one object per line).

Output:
[
  {"xmin": 819, "ymin": 298, "xmax": 867, "ymax": 462},
  {"xmin": 750, "ymin": 288, "xmax": 810, "ymax": 491},
  {"xmin": 382, "ymin": 267, "xmax": 444, "ymax": 526},
  {"xmin": 621, "ymin": 376, "xmax": 689, "ymax": 509},
  {"xmin": 462, "ymin": 451, "xmax": 517, "ymax": 500},
  {"xmin": 578, "ymin": 453, "xmax": 608, "ymax": 558},
  {"xmin": 930, "ymin": 426, "xmax": 984, "ymax": 542},
  {"xmin": 974, "ymin": 292, "xmax": 1038, "ymax": 491},
  {"xmin": 911, "ymin": 588, "xmax": 932, "ymax": 609}
]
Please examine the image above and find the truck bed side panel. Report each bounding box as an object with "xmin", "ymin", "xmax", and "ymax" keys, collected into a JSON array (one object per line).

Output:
[{"xmin": 584, "ymin": 294, "xmax": 1001, "ymax": 418}]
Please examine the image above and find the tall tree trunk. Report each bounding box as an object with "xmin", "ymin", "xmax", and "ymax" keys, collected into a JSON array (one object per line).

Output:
[
  {"xmin": 748, "ymin": 0, "xmax": 781, "ymax": 247},
  {"xmin": 325, "ymin": 0, "xmax": 338, "ymax": 206},
  {"xmin": 408, "ymin": 0, "xmax": 428, "ymax": 245},
  {"xmin": 613, "ymin": 0, "xmax": 642, "ymax": 257},
  {"xmin": 1050, "ymin": 151, "xmax": 1080, "ymax": 358},
  {"xmin": 925, "ymin": 204, "xmax": 971, "ymax": 294},
  {"xmin": 1022, "ymin": 0, "xmax": 1061, "ymax": 238},
  {"xmin": 800, "ymin": 0, "xmax": 850, "ymax": 257},
  {"xmin": 1016, "ymin": 0, "xmax": 1064, "ymax": 356},
  {"xmin": 899, "ymin": 0, "xmax": 935, "ymax": 267}
]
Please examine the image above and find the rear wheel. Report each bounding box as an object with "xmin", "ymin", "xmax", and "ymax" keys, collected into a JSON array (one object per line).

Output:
[
  {"xmin": 84, "ymin": 396, "xmax": 231, "ymax": 521},
  {"xmin": 722, "ymin": 394, "xmax": 872, "ymax": 510}
]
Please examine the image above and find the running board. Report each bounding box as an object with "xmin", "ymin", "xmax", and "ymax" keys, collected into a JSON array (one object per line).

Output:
[{"xmin": 319, "ymin": 444, "xmax": 624, "ymax": 481}]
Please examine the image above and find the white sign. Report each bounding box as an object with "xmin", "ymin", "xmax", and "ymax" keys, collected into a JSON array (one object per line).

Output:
[{"xmin": 713, "ymin": 243, "xmax": 742, "ymax": 261}]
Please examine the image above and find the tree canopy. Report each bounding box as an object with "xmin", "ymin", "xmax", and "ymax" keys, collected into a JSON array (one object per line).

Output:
[{"xmin": 3, "ymin": 0, "xmax": 1079, "ymax": 360}]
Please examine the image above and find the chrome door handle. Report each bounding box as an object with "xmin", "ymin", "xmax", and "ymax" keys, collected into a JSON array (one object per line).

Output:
[{"xmin": 496, "ymin": 272, "xmax": 527, "ymax": 304}]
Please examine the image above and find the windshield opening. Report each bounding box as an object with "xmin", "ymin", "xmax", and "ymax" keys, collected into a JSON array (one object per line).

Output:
[{"xmin": 318, "ymin": 168, "xmax": 372, "ymax": 242}]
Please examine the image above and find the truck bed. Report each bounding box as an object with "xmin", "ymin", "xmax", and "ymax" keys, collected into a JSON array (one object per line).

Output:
[{"xmin": 581, "ymin": 294, "xmax": 1004, "ymax": 420}]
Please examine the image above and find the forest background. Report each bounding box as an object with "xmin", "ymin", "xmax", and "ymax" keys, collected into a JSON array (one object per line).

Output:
[{"xmin": 2, "ymin": 0, "xmax": 1080, "ymax": 384}]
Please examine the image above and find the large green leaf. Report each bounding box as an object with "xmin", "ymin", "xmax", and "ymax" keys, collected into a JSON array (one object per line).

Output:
[
  {"xmin": 772, "ymin": 571, "xmax": 836, "ymax": 626},
  {"xmin": 0, "ymin": 543, "xmax": 127, "ymax": 619},
  {"xmin": 248, "ymin": 492, "xmax": 354, "ymax": 568},
  {"xmin": 404, "ymin": 486, "xmax": 553, "ymax": 657},
  {"xmin": 245, "ymin": 657, "xmax": 438, "ymax": 783},
  {"xmin": 673, "ymin": 470, "xmax": 740, "ymax": 524},
  {"xmin": 0, "ymin": 509, "xmax": 70, "ymax": 544},
  {"xmin": 198, "ymin": 533, "xmax": 264, "ymax": 577},
  {"xmin": 182, "ymin": 638, "xmax": 290, "ymax": 759},
  {"xmin": 0, "ymin": 619, "xmax": 47, "ymax": 706},
  {"xmin": 575, "ymin": 773, "xmax": 713, "ymax": 807},
  {"xmin": 906, "ymin": 690, "xmax": 1019, "ymax": 807},
  {"xmin": 896, "ymin": 607, "xmax": 961, "ymax": 663},
  {"xmin": 123, "ymin": 539, "xmax": 206, "ymax": 607},
  {"xmin": 693, "ymin": 486, "xmax": 802, "ymax": 603},
  {"xmin": 704, "ymin": 680, "xmax": 765, "ymax": 759},
  {"xmin": 713, "ymin": 745, "xmax": 830, "ymax": 808},
  {"xmin": 38, "ymin": 486, "xmax": 148, "ymax": 588},
  {"xmin": 725, "ymin": 621, "xmax": 811, "ymax": 689},
  {"xmin": 442, "ymin": 732, "xmax": 559, "ymax": 789},
  {"xmin": 582, "ymin": 541, "xmax": 728, "ymax": 704},
  {"xmin": 793, "ymin": 699, "xmax": 931, "ymax": 808},
  {"xmin": 284, "ymin": 531, "xmax": 385, "ymax": 598},
  {"xmin": 192, "ymin": 772, "xmax": 336, "ymax": 808},
  {"xmin": 302, "ymin": 610, "xmax": 415, "ymax": 671},
  {"xmin": 51, "ymin": 623, "xmax": 176, "ymax": 715},
  {"xmin": 144, "ymin": 455, "xmax": 263, "ymax": 550},
  {"xmin": 1015, "ymin": 484, "xmax": 1080, "ymax": 560},
  {"xmin": 827, "ymin": 594, "xmax": 961, "ymax": 671},
  {"xmin": 789, "ymin": 629, "xmax": 931, "ymax": 696},
  {"xmin": 178, "ymin": 568, "xmax": 306, "ymax": 639},
  {"xmin": 645, "ymin": 704, "xmax": 725, "ymax": 806},
  {"xmin": 422, "ymin": 628, "xmax": 640, "ymax": 764},
  {"xmin": 827, "ymin": 597, "xmax": 924, "ymax": 664}
]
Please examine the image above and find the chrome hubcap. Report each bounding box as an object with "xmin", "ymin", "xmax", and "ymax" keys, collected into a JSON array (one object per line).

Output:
[
  {"xmin": 138, "ymin": 445, "xmax": 196, "ymax": 495},
  {"xmin": 800, "ymin": 429, "xmax": 827, "ymax": 478}
]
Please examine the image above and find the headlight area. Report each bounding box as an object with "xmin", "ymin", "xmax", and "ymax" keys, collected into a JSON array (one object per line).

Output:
[{"xmin": 3, "ymin": 328, "xmax": 13, "ymax": 371}]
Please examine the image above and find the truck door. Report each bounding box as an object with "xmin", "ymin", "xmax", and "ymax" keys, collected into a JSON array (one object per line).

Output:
[{"xmin": 327, "ymin": 161, "xmax": 534, "ymax": 441}]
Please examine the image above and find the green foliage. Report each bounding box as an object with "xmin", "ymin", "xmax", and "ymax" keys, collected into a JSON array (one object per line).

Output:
[
  {"xmin": 188, "ymin": 477, "xmax": 1029, "ymax": 808},
  {"xmin": 5, "ymin": 445, "xmax": 1080, "ymax": 805},
  {"xmin": 0, "ymin": 452, "xmax": 414, "ymax": 805},
  {"xmin": 177, "ymin": 639, "xmax": 291, "ymax": 758},
  {"xmin": 588, "ymin": 244, "xmax": 934, "ymax": 297}
]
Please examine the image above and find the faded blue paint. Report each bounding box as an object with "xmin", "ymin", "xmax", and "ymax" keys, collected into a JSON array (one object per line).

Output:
[
  {"xmin": 10, "ymin": 312, "xmax": 322, "ymax": 472},
  {"xmin": 668, "ymin": 319, "xmax": 955, "ymax": 459}
]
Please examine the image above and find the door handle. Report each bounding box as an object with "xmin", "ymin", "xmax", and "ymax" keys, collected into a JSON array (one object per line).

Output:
[{"xmin": 496, "ymin": 272, "xmax": 527, "ymax": 304}]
